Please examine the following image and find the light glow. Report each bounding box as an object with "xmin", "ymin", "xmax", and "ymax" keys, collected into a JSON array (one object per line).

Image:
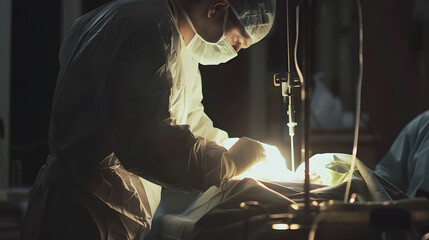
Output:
[
  {"xmin": 272, "ymin": 223, "xmax": 289, "ymax": 230},
  {"xmin": 294, "ymin": 153, "xmax": 357, "ymax": 186},
  {"xmin": 231, "ymin": 140, "xmax": 294, "ymax": 182},
  {"xmin": 290, "ymin": 224, "xmax": 301, "ymax": 230},
  {"xmin": 223, "ymin": 139, "xmax": 357, "ymax": 185}
]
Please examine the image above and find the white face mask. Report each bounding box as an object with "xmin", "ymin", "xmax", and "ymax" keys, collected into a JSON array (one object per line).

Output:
[{"xmin": 174, "ymin": 0, "xmax": 238, "ymax": 65}]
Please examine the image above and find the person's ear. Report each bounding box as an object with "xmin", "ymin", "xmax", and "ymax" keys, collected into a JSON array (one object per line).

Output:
[{"xmin": 208, "ymin": 0, "xmax": 229, "ymax": 18}]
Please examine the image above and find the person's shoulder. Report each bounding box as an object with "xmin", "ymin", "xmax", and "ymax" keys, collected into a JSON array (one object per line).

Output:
[
  {"xmin": 114, "ymin": 0, "xmax": 169, "ymax": 27},
  {"xmin": 68, "ymin": 0, "xmax": 167, "ymax": 37},
  {"xmin": 108, "ymin": 0, "xmax": 173, "ymax": 49}
]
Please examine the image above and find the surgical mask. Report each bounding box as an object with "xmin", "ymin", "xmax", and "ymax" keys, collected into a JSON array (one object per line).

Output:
[{"xmin": 174, "ymin": 0, "xmax": 238, "ymax": 65}]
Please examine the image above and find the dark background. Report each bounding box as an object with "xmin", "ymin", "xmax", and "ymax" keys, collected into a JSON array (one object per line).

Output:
[{"xmin": 7, "ymin": 0, "xmax": 429, "ymax": 186}]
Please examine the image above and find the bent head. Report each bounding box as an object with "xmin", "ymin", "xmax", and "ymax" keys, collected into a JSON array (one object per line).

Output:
[{"xmin": 176, "ymin": 0, "xmax": 276, "ymax": 64}]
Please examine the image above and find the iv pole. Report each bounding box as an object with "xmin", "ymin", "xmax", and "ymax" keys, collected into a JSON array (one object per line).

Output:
[
  {"xmin": 274, "ymin": 0, "xmax": 312, "ymax": 211},
  {"xmin": 273, "ymin": 0, "xmax": 299, "ymax": 173},
  {"xmin": 300, "ymin": 0, "xmax": 313, "ymax": 213}
]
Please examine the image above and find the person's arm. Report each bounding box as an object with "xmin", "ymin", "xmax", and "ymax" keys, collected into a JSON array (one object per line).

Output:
[
  {"xmin": 375, "ymin": 110, "xmax": 429, "ymax": 197},
  {"xmin": 185, "ymin": 70, "xmax": 228, "ymax": 145},
  {"xmin": 103, "ymin": 20, "xmax": 225, "ymax": 191}
]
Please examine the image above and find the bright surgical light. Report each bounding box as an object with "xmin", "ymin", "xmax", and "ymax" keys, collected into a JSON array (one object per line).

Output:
[
  {"xmin": 222, "ymin": 139, "xmax": 357, "ymax": 185},
  {"xmin": 272, "ymin": 223, "xmax": 300, "ymax": 231},
  {"xmin": 272, "ymin": 223, "xmax": 289, "ymax": 230},
  {"xmin": 223, "ymin": 138, "xmax": 294, "ymax": 182}
]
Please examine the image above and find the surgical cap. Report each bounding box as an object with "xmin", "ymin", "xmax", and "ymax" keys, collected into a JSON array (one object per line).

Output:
[{"xmin": 229, "ymin": 0, "xmax": 276, "ymax": 44}]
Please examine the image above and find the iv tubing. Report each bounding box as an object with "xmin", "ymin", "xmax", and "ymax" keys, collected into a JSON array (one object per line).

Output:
[
  {"xmin": 294, "ymin": 0, "xmax": 311, "ymax": 211},
  {"xmin": 344, "ymin": 0, "xmax": 364, "ymax": 203},
  {"xmin": 286, "ymin": 0, "xmax": 292, "ymax": 82},
  {"xmin": 290, "ymin": 133, "xmax": 295, "ymax": 171},
  {"xmin": 294, "ymin": 6, "xmax": 304, "ymax": 89},
  {"xmin": 293, "ymin": 5, "xmax": 303, "ymax": 172},
  {"xmin": 285, "ymin": 0, "xmax": 295, "ymax": 171}
]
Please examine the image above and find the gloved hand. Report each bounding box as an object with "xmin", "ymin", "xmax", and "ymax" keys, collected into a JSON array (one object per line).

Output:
[{"xmin": 221, "ymin": 137, "xmax": 266, "ymax": 182}]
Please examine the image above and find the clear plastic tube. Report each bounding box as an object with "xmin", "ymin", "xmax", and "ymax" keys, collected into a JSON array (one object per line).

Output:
[
  {"xmin": 344, "ymin": 0, "xmax": 364, "ymax": 203},
  {"xmin": 293, "ymin": 4, "xmax": 303, "ymax": 173}
]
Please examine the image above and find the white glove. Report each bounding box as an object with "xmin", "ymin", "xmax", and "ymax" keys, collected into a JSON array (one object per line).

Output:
[{"xmin": 221, "ymin": 137, "xmax": 266, "ymax": 182}]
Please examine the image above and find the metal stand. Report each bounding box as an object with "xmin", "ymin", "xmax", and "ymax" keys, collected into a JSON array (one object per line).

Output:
[
  {"xmin": 301, "ymin": 0, "xmax": 313, "ymax": 214},
  {"xmin": 273, "ymin": 73, "xmax": 300, "ymax": 171},
  {"xmin": 274, "ymin": 0, "xmax": 313, "ymax": 211}
]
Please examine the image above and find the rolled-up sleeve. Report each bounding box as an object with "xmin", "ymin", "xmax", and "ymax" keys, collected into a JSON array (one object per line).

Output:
[{"xmin": 185, "ymin": 71, "xmax": 228, "ymax": 145}]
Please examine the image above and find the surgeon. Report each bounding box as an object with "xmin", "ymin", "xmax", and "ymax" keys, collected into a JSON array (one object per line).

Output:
[{"xmin": 21, "ymin": 0, "xmax": 276, "ymax": 239}]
